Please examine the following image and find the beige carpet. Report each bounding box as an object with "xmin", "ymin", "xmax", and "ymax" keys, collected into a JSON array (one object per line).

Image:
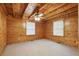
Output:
[{"xmin": 2, "ymin": 39, "xmax": 79, "ymax": 56}]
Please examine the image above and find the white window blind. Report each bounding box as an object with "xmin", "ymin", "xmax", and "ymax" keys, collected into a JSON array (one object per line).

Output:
[
  {"xmin": 26, "ymin": 22, "xmax": 35, "ymax": 35},
  {"xmin": 53, "ymin": 20, "xmax": 64, "ymax": 36}
]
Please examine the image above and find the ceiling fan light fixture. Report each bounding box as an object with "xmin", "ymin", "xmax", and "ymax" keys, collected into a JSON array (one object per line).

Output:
[
  {"xmin": 35, "ymin": 15, "xmax": 40, "ymax": 21},
  {"xmin": 34, "ymin": 6, "xmax": 44, "ymax": 22}
]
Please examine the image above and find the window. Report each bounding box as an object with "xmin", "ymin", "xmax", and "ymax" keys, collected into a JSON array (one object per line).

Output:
[
  {"xmin": 53, "ymin": 20, "xmax": 64, "ymax": 36},
  {"xmin": 26, "ymin": 22, "xmax": 35, "ymax": 35}
]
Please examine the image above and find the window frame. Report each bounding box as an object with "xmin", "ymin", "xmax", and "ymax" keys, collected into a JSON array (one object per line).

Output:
[
  {"xmin": 25, "ymin": 21, "xmax": 36, "ymax": 35},
  {"xmin": 53, "ymin": 20, "xmax": 64, "ymax": 36}
]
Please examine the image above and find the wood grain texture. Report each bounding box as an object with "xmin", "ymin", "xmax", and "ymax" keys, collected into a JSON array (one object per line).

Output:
[
  {"xmin": 0, "ymin": 3, "xmax": 78, "ymax": 55},
  {"xmin": 7, "ymin": 16, "xmax": 45, "ymax": 44},
  {"xmin": 42, "ymin": 3, "xmax": 77, "ymax": 20},
  {"xmin": 6, "ymin": 4, "xmax": 78, "ymax": 47},
  {"xmin": 12, "ymin": 3, "xmax": 28, "ymax": 18},
  {"xmin": 0, "ymin": 5, "xmax": 7, "ymax": 55},
  {"xmin": 78, "ymin": 4, "xmax": 79, "ymax": 49},
  {"xmin": 45, "ymin": 11, "xmax": 78, "ymax": 47}
]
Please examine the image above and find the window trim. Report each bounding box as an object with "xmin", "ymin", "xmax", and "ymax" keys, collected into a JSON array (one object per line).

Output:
[
  {"xmin": 53, "ymin": 20, "xmax": 64, "ymax": 36},
  {"xmin": 25, "ymin": 21, "xmax": 36, "ymax": 35}
]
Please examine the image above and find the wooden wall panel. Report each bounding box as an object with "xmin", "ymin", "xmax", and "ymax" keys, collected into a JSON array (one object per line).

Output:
[
  {"xmin": 78, "ymin": 4, "xmax": 79, "ymax": 49},
  {"xmin": 0, "ymin": 6, "xmax": 7, "ymax": 55},
  {"xmin": 45, "ymin": 12, "xmax": 78, "ymax": 47},
  {"xmin": 7, "ymin": 16, "xmax": 44, "ymax": 44}
]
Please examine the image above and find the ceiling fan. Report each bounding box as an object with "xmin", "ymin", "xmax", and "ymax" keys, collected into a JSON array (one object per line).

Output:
[{"xmin": 34, "ymin": 6, "xmax": 44, "ymax": 21}]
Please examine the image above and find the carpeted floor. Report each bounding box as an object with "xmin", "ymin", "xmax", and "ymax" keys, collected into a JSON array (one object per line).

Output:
[{"xmin": 2, "ymin": 39, "xmax": 79, "ymax": 56}]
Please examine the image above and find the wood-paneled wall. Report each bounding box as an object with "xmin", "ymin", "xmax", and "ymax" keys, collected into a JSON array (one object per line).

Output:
[
  {"xmin": 0, "ymin": 3, "xmax": 78, "ymax": 55},
  {"xmin": 7, "ymin": 16, "xmax": 44, "ymax": 44},
  {"xmin": 7, "ymin": 9, "xmax": 78, "ymax": 47},
  {"xmin": 45, "ymin": 12, "xmax": 78, "ymax": 47},
  {"xmin": 0, "ymin": 6, "xmax": 7, "ymax": 55},
  {"xmin": 78, "ymin": 4, "xmax": 79, "ymax": 49}
]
